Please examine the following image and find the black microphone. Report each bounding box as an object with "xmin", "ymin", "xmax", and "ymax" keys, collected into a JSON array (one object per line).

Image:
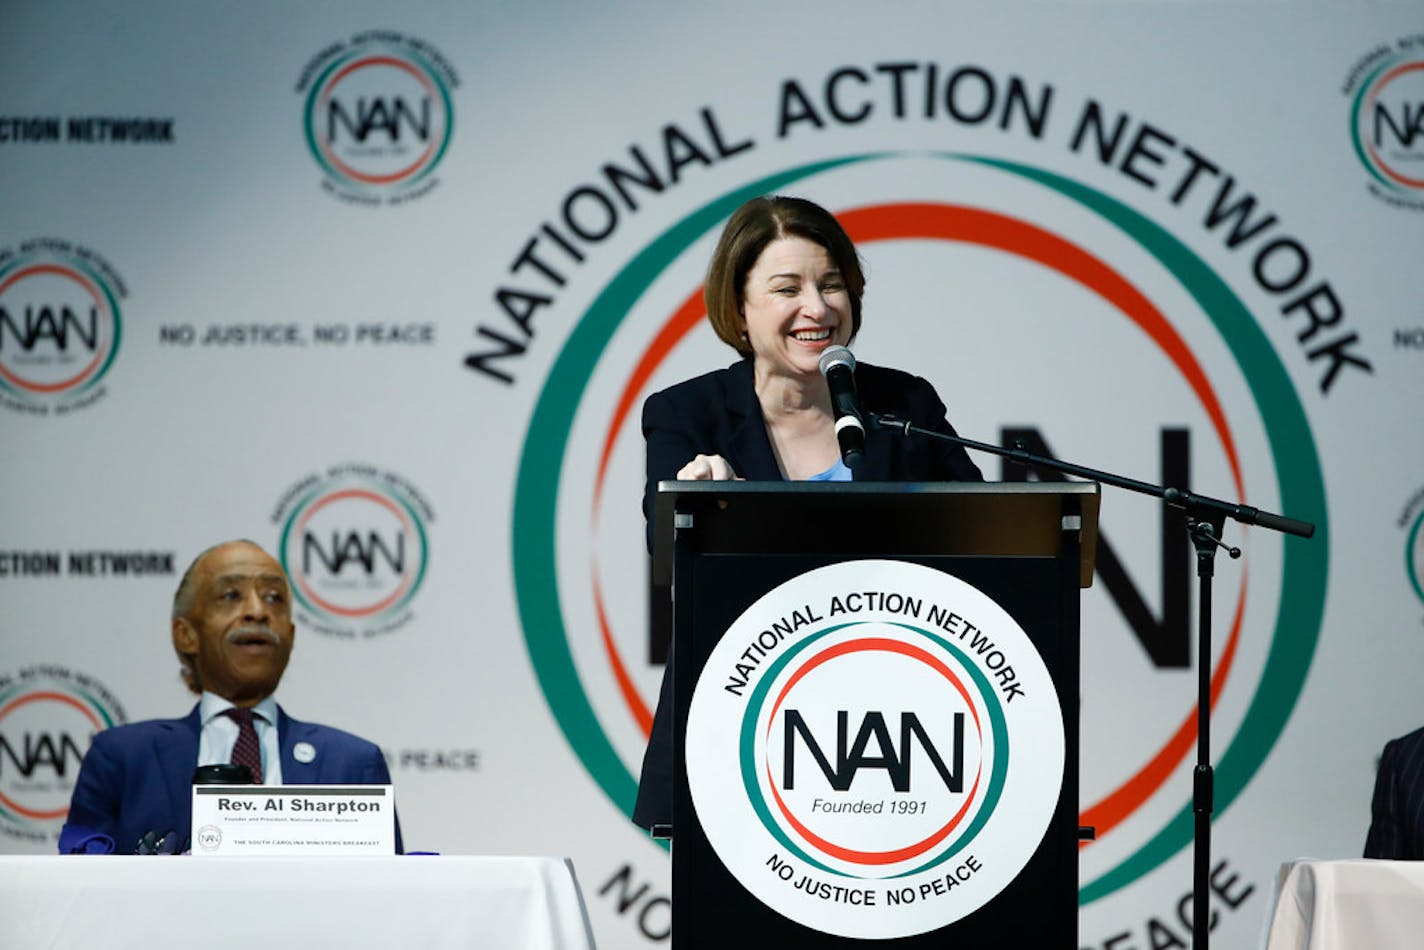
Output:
[{"xmin": 818, "ymin": 345, "xmax": 865, "ymax": 470}]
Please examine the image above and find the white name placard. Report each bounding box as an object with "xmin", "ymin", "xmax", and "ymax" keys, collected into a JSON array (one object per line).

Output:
[{"xmin": 191, "ymin": 785, "xmax": 395, "ymax": 856}]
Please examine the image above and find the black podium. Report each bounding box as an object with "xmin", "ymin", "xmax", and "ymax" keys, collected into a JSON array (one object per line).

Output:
[{"xmin": 653, "ymin": 481, "xmax": 1098, "ymax": 947}]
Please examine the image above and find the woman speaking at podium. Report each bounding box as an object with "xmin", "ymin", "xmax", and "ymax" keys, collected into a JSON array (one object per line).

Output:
[{"xmin": 632, "ymin": 194, "xmax": 982, "ymax": 831}]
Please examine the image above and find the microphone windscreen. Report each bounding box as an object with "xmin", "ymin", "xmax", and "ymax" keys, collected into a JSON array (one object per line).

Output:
[{"xmin": 819, "ymin": 345, "xmax": 855, "ymax": 377}]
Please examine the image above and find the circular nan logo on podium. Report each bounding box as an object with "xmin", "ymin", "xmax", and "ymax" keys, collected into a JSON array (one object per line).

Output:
[
  {"xmin": 685, "ymin": 559, "xmax": 1064, "ymax": 940},
  {"xmin": 1405, "ymin": 489, "xmax": 1424, "ymax": 608}
]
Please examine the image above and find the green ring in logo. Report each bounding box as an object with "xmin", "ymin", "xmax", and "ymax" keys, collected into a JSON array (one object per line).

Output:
[
  {"xmin": 1407, "ymin": 507, "xmax": 1424, "ymax": 606},
  {"xmin": 512, "ymin": 154, "xmax": 1329, "ymax": 898}
]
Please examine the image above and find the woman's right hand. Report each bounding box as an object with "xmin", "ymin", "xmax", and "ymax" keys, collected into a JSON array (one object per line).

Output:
[{"xmin": 677, "ymin": 454, "xmax": 741, "ymax": 481}]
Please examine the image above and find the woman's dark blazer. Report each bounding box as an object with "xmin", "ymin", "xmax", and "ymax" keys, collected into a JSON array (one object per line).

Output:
[{"xmin": 632, "ymin": 356, "xmax": 983, "ymax": 830}]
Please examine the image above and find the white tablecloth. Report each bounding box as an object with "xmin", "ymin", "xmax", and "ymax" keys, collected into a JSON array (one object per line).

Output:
[
  {"xmin": 0, "ymin": 855, "xmax": 597, "ymax": 950},
  {"xmin": 1260, "ymin": 858, "xmax": 1424, "ymax": 950}
]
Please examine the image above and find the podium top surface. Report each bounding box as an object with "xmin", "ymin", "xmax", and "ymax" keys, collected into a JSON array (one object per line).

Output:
[{"xmin": 654, "ymin": 481, "xmax": 1099, "ymax": 588}]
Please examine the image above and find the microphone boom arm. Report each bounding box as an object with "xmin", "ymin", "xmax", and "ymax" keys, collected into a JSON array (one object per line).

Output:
[{"xmin": 869, "ymin": 412, "xmax": 1315, "ymax": 539}]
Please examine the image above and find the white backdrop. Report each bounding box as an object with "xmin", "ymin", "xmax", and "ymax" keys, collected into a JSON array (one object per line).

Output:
[{"xmin": 3, "ymin": 2, "xmax": 1424, "ymax": 947}]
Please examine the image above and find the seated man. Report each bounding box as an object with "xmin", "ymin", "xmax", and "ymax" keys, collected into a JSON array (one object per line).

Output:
[
  {"xmin": 1364, "ymin": 724, "xmax": 1424, "ymax": 860},
  {"xmin": 59, "ymin": 539, "xmax": 401, "ymax": 853}
]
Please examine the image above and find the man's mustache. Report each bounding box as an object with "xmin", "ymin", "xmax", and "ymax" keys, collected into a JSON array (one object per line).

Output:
[{"xmin": 226, "ymin": 626, "xmax": 280, "ymax": 647}]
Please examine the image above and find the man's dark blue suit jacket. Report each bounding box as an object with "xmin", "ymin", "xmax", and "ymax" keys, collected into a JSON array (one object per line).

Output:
[{"xmin": 60, "ymin": 704, "xmax": 401, "ymax": 853}]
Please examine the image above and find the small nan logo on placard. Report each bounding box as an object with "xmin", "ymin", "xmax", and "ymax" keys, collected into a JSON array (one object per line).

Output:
[{"xmin": 196, "ymin": 825, "xmax": 222, "ymax": 851}]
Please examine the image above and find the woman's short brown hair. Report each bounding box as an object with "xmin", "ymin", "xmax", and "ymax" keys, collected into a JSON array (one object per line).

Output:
[{"xmin": 704, "ymin": 196, "xmax": 865, "ymax": 355}]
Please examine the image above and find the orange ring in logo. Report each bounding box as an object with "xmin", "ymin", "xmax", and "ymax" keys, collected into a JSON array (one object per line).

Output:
[
  {"xmin": 763, "ymin": 636, "xmax": 985, "ymax": 866},
  {"xmin": 292, "ymin": 487, "xmax": 417, "ymax": 618},
  {"xmin": 0, "ymin": 264, "xmax": 109, "ymax": 394},
  {"xmin": 316, "ymin": 55, "xmax": 442, "ymax": 186}
]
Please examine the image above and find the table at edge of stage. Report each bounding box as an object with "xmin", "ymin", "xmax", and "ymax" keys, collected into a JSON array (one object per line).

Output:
[
  {"xmin": 1259, "ymin": 858, "xmax": 1424, "ymax": 950},
  {"xmin": 0, "ymin": 854, "xmax": 597, "ymax": 950}
]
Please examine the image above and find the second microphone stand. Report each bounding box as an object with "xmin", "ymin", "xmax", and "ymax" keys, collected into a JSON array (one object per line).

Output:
[{"xmin": 869, "ymin": 412, "xmax": 1315, "ymax": 950}]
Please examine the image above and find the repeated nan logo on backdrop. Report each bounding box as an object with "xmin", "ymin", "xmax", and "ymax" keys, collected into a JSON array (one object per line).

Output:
[
  {"xmin": 296, "ymin": 30, "xmax": 458, "ymax": 207},
  {"xmin": 687, "ymin": 560, "xmax": 1064, "ymax": 939},
  {"xmin": 0, "ymin": 666, "xmax": 126, "ymax": 846},
  {"xmin": 1344, "ymin": 35, "xmax": 1424, "ymax": 212},
  {"xmin": 0, "ymin": 239, "xmax": 124, "ymax": 417},
  {"xmin": 272, "ymin": 464, "xmax": 434, "ymax": 639}
]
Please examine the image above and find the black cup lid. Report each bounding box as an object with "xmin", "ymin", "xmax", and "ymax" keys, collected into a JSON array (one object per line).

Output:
[{"xmin": 192, "ymin": 763, "xmax": 254, "ymax": 785}]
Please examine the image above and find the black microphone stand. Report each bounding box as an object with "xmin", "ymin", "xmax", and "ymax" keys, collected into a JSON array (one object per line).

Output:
[{"xmin": 870, "ymin": 413, "xmax": 1315, "ymax": 950}]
